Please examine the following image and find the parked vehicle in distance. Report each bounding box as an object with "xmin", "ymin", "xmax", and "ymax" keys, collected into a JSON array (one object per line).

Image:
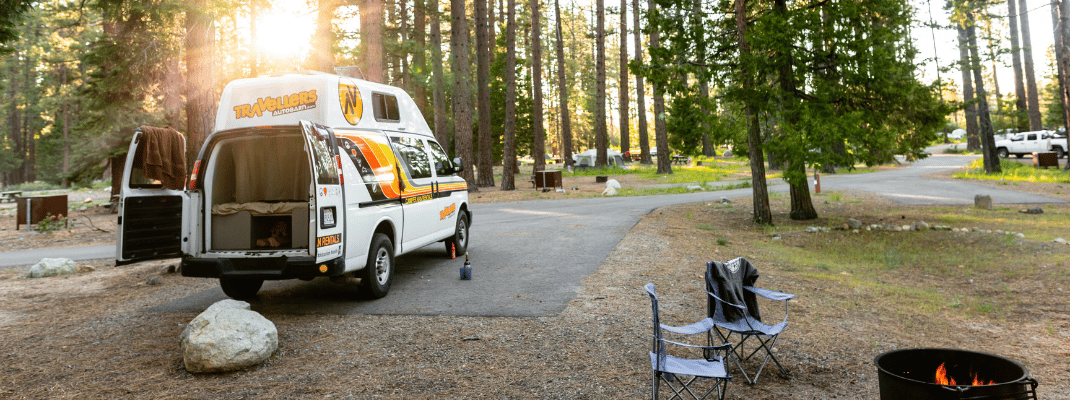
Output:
[
  {"xmin": 995, "ymin": 131, "xmax": 1066, "ymax": 159},
  {"xmin": 948, "ymin": 129, "xmax": 966, "ymax": 140}
]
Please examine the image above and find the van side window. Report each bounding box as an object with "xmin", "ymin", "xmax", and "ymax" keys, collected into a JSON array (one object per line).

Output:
[
  {"xmin": 428, "ymin": 141, "xmax": 453, "ymax": 176},
  {"xmin": 391, "ymin": 136, "xmax": 432, "ymax": 179},
  {"xmin": 372, "ymin": 93, "xmax": 400, "ymax": 121}
]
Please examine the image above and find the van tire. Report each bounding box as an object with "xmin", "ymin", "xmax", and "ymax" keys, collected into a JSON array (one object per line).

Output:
[
  {"xmin": 997, "ymin": 148, "xmax": 1009, "ymax": 158},
  {"xmin": 220, "ymin": 278, "xmax": 264, "ymax": 299},
  {"xmin": 361, "ymin": 233, "xmax": 393, "ymax": 299},
  {"xmin": 1054, "ymin": 147, "xmax": 1066, "ymax": 158},
  {"xmin": 445, "ymin": 211, "xmax": 469, "ymax": 256}
]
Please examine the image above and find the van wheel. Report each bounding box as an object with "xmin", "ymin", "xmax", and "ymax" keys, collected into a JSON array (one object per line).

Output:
[
  {"xmin": 1054, "ymin": 147, "xmax": 1066, "ymax": 158},
  {"xmin": 361, "ymin": 233, "xmax": 393, "ymax": 299},
  {"xmin": 445, "ymin": 211, "xmax": 469, "ymax": 256},
  {"xmin": 997, "ymin": 148, "xmax": 1009, "ymax": 158},
  {"xmin": 220, "ymin": 278, "xmax": 263, "ymax": 299}
]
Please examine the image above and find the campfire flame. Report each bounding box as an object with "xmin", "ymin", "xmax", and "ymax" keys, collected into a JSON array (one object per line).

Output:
[{"xmin": 935, "ymin": 362, "xmax": 995, "ymax": 386}]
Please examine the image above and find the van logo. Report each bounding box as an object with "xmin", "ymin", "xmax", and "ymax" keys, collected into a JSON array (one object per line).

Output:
[
  {"xmin": 439, "ymin": 203, "xmax": 456, "ymax": 220},
  {"xmin": 339, "ymin": 79, "xmax": 363, "ymax": 125},
  {"xmin": 232, "ymin": 89, "xmax": 318, "ymax": 119}
]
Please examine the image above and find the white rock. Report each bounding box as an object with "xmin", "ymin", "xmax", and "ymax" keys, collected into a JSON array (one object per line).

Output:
[
  {"xmin": 27, "ymin": 258, "xmax": 78, "ymax": 278},
  {"xmin": 1054, "ymin": 238, "xmax": 1067, "ymax": 244},
  {"xmin": 181, "ymin": 300, "xmax": 278, "ymax": 373},
  {"xmin": 606, "ymin": 179, "xmax": 621, "ymax": 189},
  {"xmin": 1015, "ymin": 233, "xmax": 1025, "ymax": 238},
  {"xmin": 846, "ymin": 218, "xmax": 862, "ymax": 230},
  {"xmin": 601, "ymin": 186, "xmax": 618, "ymax": 196},
  {"xmin": 686, "ymin": 185, "xmax": 704, "ymax": 191},
  {"xmin": 82, "ymin": 198, "xmax": 93, "ymax": 203}
]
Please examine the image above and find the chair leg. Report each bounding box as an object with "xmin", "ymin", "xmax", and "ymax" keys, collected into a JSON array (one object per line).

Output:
[{"xmin": 652, "ymin": 371, "xmax": 659, "ymax": 400}]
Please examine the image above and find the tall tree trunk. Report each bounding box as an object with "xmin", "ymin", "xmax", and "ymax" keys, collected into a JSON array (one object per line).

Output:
[
  {"xmin": 414, "ymin": 0, "xmax": 428, "ymax": 118},
  {"xmin": 186, "ymin": 0, "xmax": 217, "ymax": 170},
  {"xmin": 1007, "ymin": 0, "xmax": 1028, "ymax": 132},
  {"xmin": 983, "ymin": 7, "xmax": 1002, "ymax": 132},
  {"xmin": 164, "ymin": 56, "xmax": 184, "ymax": 129},
  {"xmin": 595, "ymin": 0, "xmax": 607, "ymax": 168},
  {"xmin": 451, "ymin": 0, "xmax": 477, "ymax": 189},
  {"xmin": 554, "ymin": 0, "xmax": 573, "ymax": 168},
  {"xmin": 249, "ymin": 0, "xmax": 258, "ymax": 76},
  {"xmin": 400, "ymin": 0, "xmax": 411, "ymax": 91},
  {"xmin": 648, "ymin": 0, "xmax": 670, "ymax": 174},
  {"xmin": 313, "ymin": 0, "xmax": 338, "ymax": 72},
  {"xmin": 769, "ymin": 0, "xmax": 815, "ymax": 221},
  {"xmin": 531, "ymin": 0, "xmax": 546, "ymax": 172},
  {"xmin": 618, "ymin": 0, "xmax": 629, "ymax": 160},
  {"xmin": 7, "ymin": 53, "xmax": 23, "ymax": 184},
  {"xmin": 1060, "ymin": 0, "xmax": 1070, "ymax": 168},
  {"xmin": 476, "ymin": 0, "xmax": 495, "ymax": 186},
  {"xmin": 362, "ymin": 0, "xmax": 384, "ymax": 82},
  {"xmin": 60, "ymin": 63, "xmax": 70, "ymax": 187},
  {"xmin": 1018, "ymin": 0, "xmax": 1043, "ymax": 130},
  {"xmin": 431, "ymin": 0, "xmax": 448, "ymax": 148},
  {"xmin": 1052, "ymin": 0, "xmax": 1069, "ymax": 136},
  {"xmin": 502, "ymin": 0, "xmax": 518, "ymax": 190},
  {"xmin": 958, "ymin": 25, "xmax": 980, "ymax": 151},
  {"xmin": 633, "ymin": 0, "xmax": 650, "ymax": 164},
  {"xmin": 734, "ymin": 0, "xmax": 771, "ymax": 224},
  {"xmin": 966, "ymin": 13, "xmax": 1000, "ymax": 173}
]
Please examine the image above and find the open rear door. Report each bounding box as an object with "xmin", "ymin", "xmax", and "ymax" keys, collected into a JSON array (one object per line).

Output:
[
  {"xmin": 115, "ymin": 128, "xmax": 190, "ymax": 265},
  {"xmin": 300, "ymin": 121, "xmax": 346, "ymax": 264}
]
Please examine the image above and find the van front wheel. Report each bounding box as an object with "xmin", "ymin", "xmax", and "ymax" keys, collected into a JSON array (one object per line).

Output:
[
  {"xmin": 361, "ymin": 233, "xmax": 393, "ymax": 299},
  {"xmin": 220, "ymin": 278, "xmax": 264, "ymax": 299},
  {"xmin": 445, "ymin": 211, "xmax": 469, "ymax": 256}
]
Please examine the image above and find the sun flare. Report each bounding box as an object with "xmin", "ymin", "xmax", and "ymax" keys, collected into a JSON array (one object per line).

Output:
[{"xmin": 255, "ymin": 8, "xmax": 316, "ymax": 59}]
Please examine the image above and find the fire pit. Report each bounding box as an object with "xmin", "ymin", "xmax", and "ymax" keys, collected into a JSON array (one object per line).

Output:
[{"xmin": 874, "ymin": 348, "xmax": 1038, "ymax": 400}]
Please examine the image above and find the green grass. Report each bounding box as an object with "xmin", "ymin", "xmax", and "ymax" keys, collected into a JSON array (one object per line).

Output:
[{"xmin": 953, "ymin": 159, "xmax": 1070, "ymax": 183}]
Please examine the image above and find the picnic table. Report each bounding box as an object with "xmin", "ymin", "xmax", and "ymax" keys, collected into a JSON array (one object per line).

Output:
[{"xmin": 2, "ymin": 191, "xmax": 22, "ymax": 203}]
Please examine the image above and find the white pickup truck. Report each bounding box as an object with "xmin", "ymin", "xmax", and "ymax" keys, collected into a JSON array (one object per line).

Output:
[{"xmin": 995, "ymin": 131, "xmax": 1066, "ymax": 159}]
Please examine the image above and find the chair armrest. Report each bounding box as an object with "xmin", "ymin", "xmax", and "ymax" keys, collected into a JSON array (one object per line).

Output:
[
  {"xmin": 661, "ymin": 318, "xmax": 715, "ymax": 335},
  {"xmin": 744, "ymin": 286, "xmax": 795, "ymax": 301},
  {"xmin": 660, "ymin": 337, "xmax": 733, "ymax": 351},
  {"xmin": 706, "ymin": 290, "xmax": 747, "ymax": 310}
]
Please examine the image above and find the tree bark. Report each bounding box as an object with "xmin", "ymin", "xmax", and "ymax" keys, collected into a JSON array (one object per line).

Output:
[
  {"xmin": 362, "ymin": 0, "xmax": 384, "ymax": 83},
  {"xmin": 648, "ymin": 0, "xmax": 670, "ymax": 175},
  {"xmin": 771, "ymin": 0, "xmax": 815, "ymax": 220},
  {"xmin": 451, "ymin": 0, "xmax": 477, "ymax": 189},
  {"xmin": 60, "ymin": 63, "xmax": 70, "ymax": 187},
  {"xmin": 414, "ymin": 0, "xmax": 428, "ymax": 118},
  {"xmin": 431, "ymin": 0, "xmax": 448, "ymax": 148},
  {"xmin": 966, "ymin": 13, "xmax": 1000, "ymax": 173},
  {"xmin": 249, "ymin": 0, "xmax": 258, "ymax": 76},
  {"xmin": 1018, "ymin": 0, "xmax": 1043, "ymax": 130},
  {"xmin": 1051, "ymin": 0, "xmax": 1069, "ymax": 138},
  {"xmin": 186, "ymin": 0, "xmax": 217, "ymax": 170},
  {"xmin": 633, "ymin": 0, "xmax": 650, "ymax": 164},
  {"xmin": 476, "ymin": 0, "xmax": 495, "ymax": 186},
  {"xmin": 501, "ymin": 0, "xmax": 518, "ymax": 190},
  {"xmin": 595, "ymin": 0, "xmax": 607, "ymax": 168},
  {"xmin": 313, "ymin": 0, "xmax": 338, "ymax": 72},
  {"xmin": 554, "ymin": 0, "xmax": 573, "ymax": 169},
  {"xmin": 734, "ymin": 0, "xmax": 771, "ymax": 224},
  {"xmin": 1061, "ymin": 0, "xmax": 1070, "ymax": 168},
  {"xmin": 531, "ymin": 0, "xmax": 546, "ymax": 172},
  {"xmin": 618, "ymin": 0, "xmax": 629, "ymax": 160},
  {"xmin": 958, "ymin": 25, "xmax": 980, "ymax": 151},
  {"xmin": 1007, "ymin": 0, "xmax": 1028, "ymax": 132}
]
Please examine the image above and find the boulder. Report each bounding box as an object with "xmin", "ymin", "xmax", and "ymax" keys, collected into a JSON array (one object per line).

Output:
[
  {"xmin": 1020, "ymin": 207, "xmax": 1044, "ymax": 214},
  {"xmin": 27, "ymin": 258, "xmax": 77, "ymax": 278},
  {"xmin": 181, "ymin": 300, "xmax": 278, "ymax": 373},
  {"xmin": 846, "ymin": 218, "xmax": 862, "ymax": 230},
  {"xmin": 913, "ymin": 221, "xmax": 930, "ymax": 231},
  {"xmin": 722, "ymin": 149, "xmax": 733, "ymax": 157},
  {"xmin": 601, "ymin": 186, "xmax": 618, "ymax": 196},
  {"xmin": 974, "ymin": 195, "xmax": 993, "ymax": 210},
  {"xmin": 606, "ymin": 179, "xmax": 621, "ymax": 189}
]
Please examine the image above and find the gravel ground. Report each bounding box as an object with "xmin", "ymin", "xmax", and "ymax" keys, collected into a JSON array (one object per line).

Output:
[{"xmin": 1, "ymin": 177, "xmax": 1068, "ymax": 399}]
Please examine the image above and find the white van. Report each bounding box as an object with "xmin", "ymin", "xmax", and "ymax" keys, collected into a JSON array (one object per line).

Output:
[{"xmin": 115, "ymin": 71, "xmax": 470, "ymax": 299}]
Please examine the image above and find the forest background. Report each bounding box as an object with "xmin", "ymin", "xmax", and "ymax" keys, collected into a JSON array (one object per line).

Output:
[{"xmin": 0, "ymin": 0, "xmax": 1067, "ymax": 224}]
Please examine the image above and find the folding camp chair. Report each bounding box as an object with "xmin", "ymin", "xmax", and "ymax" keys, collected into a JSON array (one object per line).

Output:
[
  {"xmin": 645, "ymin": 283, "xmax": 733, "ymax": 400},
  {"xmin": 704, "ymin": 258, "xmax": 795, "ymax": 385}
]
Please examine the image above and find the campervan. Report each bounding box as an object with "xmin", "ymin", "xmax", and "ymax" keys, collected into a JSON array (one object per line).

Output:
[{"xmin": 115, "ymin": 71, "xmax": 470, "ymax": 299}]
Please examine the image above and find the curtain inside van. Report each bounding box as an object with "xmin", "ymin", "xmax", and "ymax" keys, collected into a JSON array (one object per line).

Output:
[{"xmin": 230, "ymin": 135, "xmax": 310, "ymax": 203}]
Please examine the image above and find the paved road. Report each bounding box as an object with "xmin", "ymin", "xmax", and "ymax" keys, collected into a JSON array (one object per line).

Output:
[{"xmin": 4, "ymin": 152, "xmax": 1065, "ymax": 317}]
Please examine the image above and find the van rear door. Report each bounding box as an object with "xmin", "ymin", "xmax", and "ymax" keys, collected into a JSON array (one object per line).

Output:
[
  {"xmin": 300, "ymin": 121, "xmax": 346, "ymax": 264},
  {"xmin": 116, "ymin": 128, "xmax": 194, "ymax": 265}
]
